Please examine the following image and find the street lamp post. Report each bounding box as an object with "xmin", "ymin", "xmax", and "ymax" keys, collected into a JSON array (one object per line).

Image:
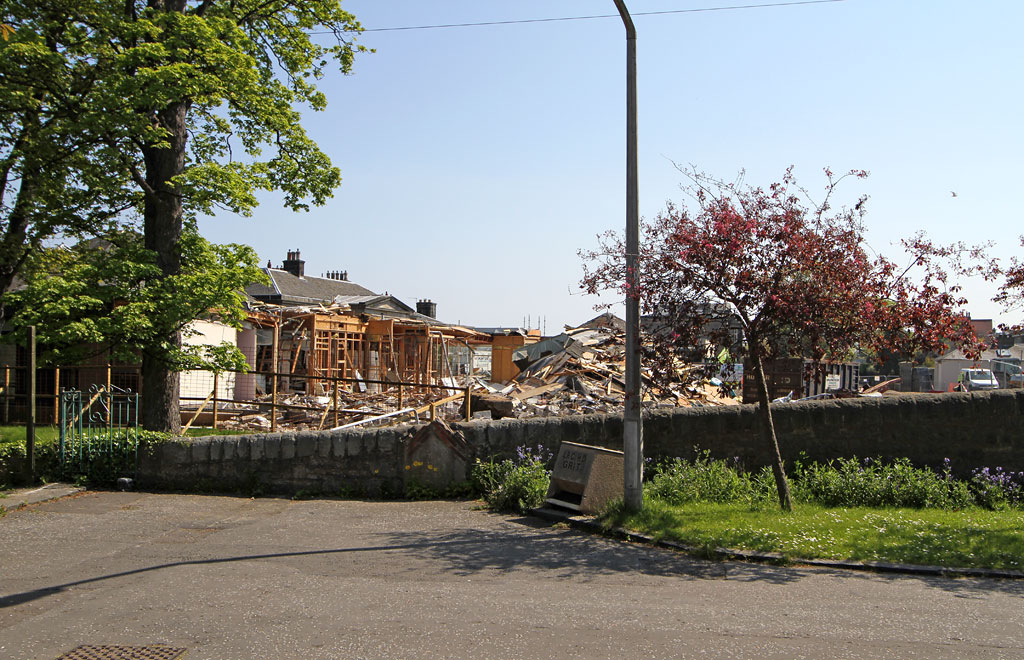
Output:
[{"xmin": 612, "ymin": 0, "xmax": 643, "ymax": 511}]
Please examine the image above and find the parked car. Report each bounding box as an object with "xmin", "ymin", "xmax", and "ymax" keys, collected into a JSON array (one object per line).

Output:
[{"xmin": 957, "ymin": 368, "xmax": 999, "ymax": 391}]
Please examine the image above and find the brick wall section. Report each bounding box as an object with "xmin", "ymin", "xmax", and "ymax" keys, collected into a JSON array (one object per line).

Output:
[{"xmin": 137, "ymin": 390, "xmax": 1024, "ymax": 494}]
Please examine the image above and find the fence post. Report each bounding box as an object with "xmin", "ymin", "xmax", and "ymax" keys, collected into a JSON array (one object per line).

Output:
[
  {"xmin": 212, "ymin": 371, "xmax": 219, "ymax": 430},
  {"xmin": 464, "ymin": 387, "xmax": 472, "ymax": 422},
  {"xmin": 53, "ymin": 366, "xmax": 60, "ymax": 424},
  {"xmin": 106, "ymin": 364, "xmax": 111, "ymax": 392},
  {"xmin": 332, "ymin": 377, "xmax": 339, "ymax": 427},
  {"xmin": 26, "ymin": 326, "xmax": 36, "ymax": 482},
  {"xmin": 429, "ymin": 402, "xmax": 436, "ymax": 421},
  {"xmin": 3, "ymin": 367, "xmax": 8, "ymax": 424}
]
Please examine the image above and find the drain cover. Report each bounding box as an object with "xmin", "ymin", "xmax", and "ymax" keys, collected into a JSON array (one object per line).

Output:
[{"xmin": 56, "ymin": 646, "xmax": 187, "ymax": 660}]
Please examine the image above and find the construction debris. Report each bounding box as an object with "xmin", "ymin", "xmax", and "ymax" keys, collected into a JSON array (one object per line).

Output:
[
  {"xmin": 181, "ymin": 314, "xmax": 739, "ymax": 433},
  {"xmin": 476, "ymin": 323, "xmax": 739, "ymax": 419}
]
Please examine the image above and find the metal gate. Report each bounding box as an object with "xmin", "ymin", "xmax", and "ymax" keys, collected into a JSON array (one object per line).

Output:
[{"xmin": 59, "ymin": 385, "xmax": 140, "ymax": 479}]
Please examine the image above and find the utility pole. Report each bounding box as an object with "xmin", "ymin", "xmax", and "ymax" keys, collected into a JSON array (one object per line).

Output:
[{"xmin": 612, "ymin": 0, "xmax": 643, "ymax": 510}]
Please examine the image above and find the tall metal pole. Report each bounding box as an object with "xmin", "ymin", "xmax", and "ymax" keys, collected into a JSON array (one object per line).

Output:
[
  {"xmin": 26, "ymin": 325, "xmax": 36, "ymax": 482},
  {"xmin": 612, "ymin": 0, "xmax": 643, "ymax": 510}
]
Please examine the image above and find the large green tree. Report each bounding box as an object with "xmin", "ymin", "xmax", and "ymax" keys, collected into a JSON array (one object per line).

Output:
[
  {"xmin": 0, "ymin": 1, "xmax": 137, "ymax": 320},
  {"xmin": 1, "ymin": 0, "xmax": 365, "ymax": 431},
  {"xmin": 11, "ymin": 225, "xmax": 266, "ymax": 371}
]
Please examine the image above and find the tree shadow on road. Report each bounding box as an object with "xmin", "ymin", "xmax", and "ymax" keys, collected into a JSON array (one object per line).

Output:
[
  {"xmin": 0, "ymin": 509, "xmax": 801, "ymax": 611},
  {"xmin": 485, "ymin": 511, "xmax": 1024, "ymax": 598},
  {"xmin": 370, "ymin": 512, "xmax": 802, "ymax": 585}
]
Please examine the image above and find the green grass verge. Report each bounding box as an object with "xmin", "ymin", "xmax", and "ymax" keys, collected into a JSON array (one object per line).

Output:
[
  {"xmin": 600, "ymin": 499, "xmax": 1024, "ymax": 571},
  {"xmin": 0, "ymin": 424, "xmax": 246, "ymax": 449},
  {"xmin": 0, "ymin": 425, "xmax": 60, "ymax": 448}
]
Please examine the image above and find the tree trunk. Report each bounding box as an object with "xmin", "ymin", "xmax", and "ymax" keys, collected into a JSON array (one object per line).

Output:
[
  {"xmin": 0, "ymin": 112, "xmax": 41, "ymax": 326},
  {"xmin": 0, "ymin": 184, "xmax": 33, "ymax": 325},
  {"xmin": 750, "ymin": 347, "xmax": 793, "ymax": 511},
  {"xmin": 140, "ymin": 99, "xmax": 187, "ymax": 433}
]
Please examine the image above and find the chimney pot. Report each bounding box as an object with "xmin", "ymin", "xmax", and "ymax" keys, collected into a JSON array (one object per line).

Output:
[{"xmin": 282, "ymin": 249, "xmax": 305, "ymax": 278}]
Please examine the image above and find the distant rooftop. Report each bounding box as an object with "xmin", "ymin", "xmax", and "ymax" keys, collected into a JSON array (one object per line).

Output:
[{"xmin": 245, "ymin": 268, "xmax": 377, "ymax": 306}]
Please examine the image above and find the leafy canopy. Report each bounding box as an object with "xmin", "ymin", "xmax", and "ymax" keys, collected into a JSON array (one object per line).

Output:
[
  {"xmin": 581, "ymin": 166, "xmax": 980, "ymax": 381},
  {"xmin": 67, "ymin": 0, "xmax": 367, "ymax": 218},
  {"xmin": 0, "ymin": 0, "xmax": 366, "ymax": 281},
  {"xmin": 1, "ymin": 0, "xmax": 366, "ymax": 363},
  {"xmin": 9, "ymin": 225, "xmax": 267, "ymax": 371}
]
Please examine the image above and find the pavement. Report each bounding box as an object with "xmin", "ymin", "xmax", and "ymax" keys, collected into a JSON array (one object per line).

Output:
[
  {"xmin": 1, "ymin": 490, "xmax": 1023, "ymax": 660},
  {"xmin": 1, "ymin": 483, "xmax": 85, "ymax": 508}
]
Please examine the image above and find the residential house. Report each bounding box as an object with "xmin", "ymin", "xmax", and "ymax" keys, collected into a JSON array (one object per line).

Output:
[{"xmin": 934, "ymin": 344, "xmax": 1024, "ymax": 391}]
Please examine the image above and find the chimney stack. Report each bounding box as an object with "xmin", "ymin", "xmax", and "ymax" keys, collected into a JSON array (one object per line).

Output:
[
  {"xmin": 282, "ymin": 249, "xmax": 305, "ymax": 277},
  {"xmin": 416, "ymin": 299, "xmax": 437, "ymax": 318}
]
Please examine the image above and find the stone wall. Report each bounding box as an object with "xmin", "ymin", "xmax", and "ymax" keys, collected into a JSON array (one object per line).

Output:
[{"xmin": 137, "ymin": 390, "xmax": 1024, "ymax": 495}]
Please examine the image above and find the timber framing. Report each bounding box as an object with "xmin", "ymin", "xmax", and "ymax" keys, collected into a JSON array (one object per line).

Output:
[{"xmin": 246, "ymin": 303, "xmax": 488, "ymax": 395}]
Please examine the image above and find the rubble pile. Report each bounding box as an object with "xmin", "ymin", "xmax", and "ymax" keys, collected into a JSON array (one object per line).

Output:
[
  {"xmin": 184, "ymin": 322, "xmax": 738, "ymax": 433},
  {"xmin": 193, "ymin": 388, "xmax": 465, "ymax": 432},
  {"xmin": 467, "ymin": 324, "xmax": 739, "ymax": 420}
]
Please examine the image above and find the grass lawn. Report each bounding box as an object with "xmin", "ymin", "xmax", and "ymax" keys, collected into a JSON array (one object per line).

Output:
[
  {"xmin": 0, "ymin": 425, "xmax": 59, "ymax": 448},
  {"xmin": 0, "ymin": 424, "xmax": 246, "ymax": 450},
  {"xmin": 600, "ymin": 499, "xmax": 1024, "ymax": 571}
]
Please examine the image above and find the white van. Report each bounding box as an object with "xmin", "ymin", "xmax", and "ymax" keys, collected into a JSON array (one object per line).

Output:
[{"xmin": 957, "ymin": 368, "xmax": 999, "ymax": 391}]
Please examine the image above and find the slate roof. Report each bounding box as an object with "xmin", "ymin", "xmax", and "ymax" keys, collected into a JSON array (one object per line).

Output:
[
  {"xmin": 245, "ymin": 268, "xmax": 377, "ymax": 306},
  {"xmin": 938, "ymin": 345, "xmax": 1024, "ymax": 362}
]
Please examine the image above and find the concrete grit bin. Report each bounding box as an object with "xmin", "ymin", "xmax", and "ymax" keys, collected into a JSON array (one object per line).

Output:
[{"xmin": 545, "ymin": 441, "xmax": 624, "ymax": 514}]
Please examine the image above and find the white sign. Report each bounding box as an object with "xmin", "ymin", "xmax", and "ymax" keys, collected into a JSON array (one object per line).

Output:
[{"xmin": 825, "ymin": 374, "xmax": 841, "ymax": 390}]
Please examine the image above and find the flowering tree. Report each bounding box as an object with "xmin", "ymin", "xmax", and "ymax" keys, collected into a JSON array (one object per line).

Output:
[
  {"xmin": 994, "ymin": 236, "xmax": 1024, "ymax": 332},
  {"xmin": 581, "ymin": 167, "xmax": 981, "ymax": 510}
]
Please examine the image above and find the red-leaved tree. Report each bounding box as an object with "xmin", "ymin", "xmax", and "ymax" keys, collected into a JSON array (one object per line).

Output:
[
  {"xmin": 581, "ymin": 167, "xmax": 982, "ymax": 510},
  {"xmin": 994, "ymin": 236, "xmax": 1024, "ymax": 332}
]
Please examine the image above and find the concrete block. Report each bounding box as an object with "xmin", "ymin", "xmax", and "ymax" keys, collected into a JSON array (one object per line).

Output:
[
  {"xmin": 163, "ymin": 441, "xmax": 189, "ymax": 466},
  {"xmin": 296, "ymin": 432, "xmax": 317, "ymax": 458},
  {"xmin": 190, "ymin": 439, "xmax": 211, "ymax": 463},
  {"xmin": 280, "ymin": 434, "xmax": 297, "ymax": 460},
  {"xmin": 250, "ymin": 436, "xmax": 265, "ymax": 461},
  {"xmin": 261, "ymin": 435, "xmax": 281, "ymax": 460},
  {"xmin": 454, "ymin": 420, "xmax": 487, "ymax": 456},
  {"xmin": 317, "ymin": 434, "xmax": 332, "ymax": 458},
  {"xmin": 235, "ymin": 437, "xmax": 251, "ymax": 461},
  {"xmin": 205, "ymin": 438, "xmax": 222, "ymax": 462},
  {"xmin": 346, "ymin": 435, "xmax": 363, "ymax": 457},
  {"xmin": 332, "ymin": 434, "xmax": 346, "ymax": 457},
  {"xmin": 222, "ymin": 438, "xmax": 238, "ymax": 461},
  {"xmin": 376, "ymin": 429, "xmax": 397, "ymax": 455}
]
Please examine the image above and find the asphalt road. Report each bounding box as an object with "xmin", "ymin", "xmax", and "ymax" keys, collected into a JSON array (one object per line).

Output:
[{"xmin": 1, "ymin": 492, "xmax": 1022, "ymax": 660}]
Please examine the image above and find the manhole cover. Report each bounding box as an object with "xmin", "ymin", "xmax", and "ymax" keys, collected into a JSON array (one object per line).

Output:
[{"xmin": 56, "ymin": 646, "xmax": 187, "ymax": 660}]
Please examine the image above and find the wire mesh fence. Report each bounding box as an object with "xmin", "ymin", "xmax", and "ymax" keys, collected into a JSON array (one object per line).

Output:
[
  {"xmin": 178, "ymin": 367, "xmax": 470, "ymax": 432},
  {"xmin": 0, "ymin": 364, "xmax": 469, "ymax": 433},
  {"xmin": 0, "ymin": 365, "xmax": 140, "ymax": 426}
]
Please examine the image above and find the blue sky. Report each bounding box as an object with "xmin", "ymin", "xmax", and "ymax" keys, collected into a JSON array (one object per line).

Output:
[{"xmin": 199, "ymin": 0, "xmax": 1024, "ymax": 332}]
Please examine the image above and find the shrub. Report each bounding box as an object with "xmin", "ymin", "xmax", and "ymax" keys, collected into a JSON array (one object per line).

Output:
[
  {"xmin": 788, "ymin": 456, "xmax": 973, "ymax": 509},
  {"xmin": 970, "ymin": 466, "xmax": 1024, "ymax": 510},
  {"xmin": 471, "ymin": 445, "xmax": 551, "ymax": 514},
  {"xmin": 646, "ymin": 451, "xmax": 756, "ymax": 505},
  {"xmin": 641, "ymin": 453, "xmax": 981, "ymax": 511}
]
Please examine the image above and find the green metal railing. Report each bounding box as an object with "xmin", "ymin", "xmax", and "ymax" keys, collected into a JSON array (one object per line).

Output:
[{"xmin": 59, "ymin": 384, "xmax": 140, "ymax": 480}]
